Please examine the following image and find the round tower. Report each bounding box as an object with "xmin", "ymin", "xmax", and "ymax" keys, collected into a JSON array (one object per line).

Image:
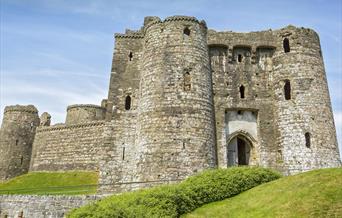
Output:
[
  {"xmin": 65, "ymin": 104, "xmax": 106, "ymax": 125},
  {"xmin": 0, "ymin": 105, "xmax": 40, "ymax": 180},
  {"xmin": 272, "ymin": 26, "xmax": 341, "ymax": 174},
  {"xmin": 135, "ymin": 16, "xmax": 217, "ymax": 182}
]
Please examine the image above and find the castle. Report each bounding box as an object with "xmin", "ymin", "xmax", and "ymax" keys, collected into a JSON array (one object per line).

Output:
[{"xmin": 0, "ymin": 16, "xmax": 341, "ymax": 193}]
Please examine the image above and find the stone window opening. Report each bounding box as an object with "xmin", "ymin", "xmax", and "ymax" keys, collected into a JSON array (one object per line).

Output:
[
  {"xmin": 239, "ymin": 85, "xmax": 245, "ymax": 99},
  {"xmin": 183, "ymin": 27, "xmax": 190, "ymax": 36},
  {"xmin": 182, "ymin": 141, "xmax": 186, "ymax": 149},
  {"xmin": 128, "ymin": 52, "xmax": 133, "ymax": 61},
  {"xmin": 15, "ymin": 139, "xmax": 19, "ymax": 145},
  {"xmin": 20, "ymin": 156, "xmax": 23, "ymax": 165},
  {"xmin": 125, "ymin": 95, "xmax": 131, "ymax": 110},
  {"xmin": 122, "ymin": 147, "xmax": 125, "ymax": 160},
  {"xmin": 283, "ymin": 38, "xmax": 290, "ymax": 53},
  {"xmin": 184, "ymin": 72, "xmax": 191, "ymax": 91},
  {"xmin": 284, "ymin": 80, "xmax": 291, "ymax": 100},
  {"xmin": 237, "ymin": 110, "xmax": 243, "ymax": 115},
  {"xmin": 305, "ymin": 132, "xmax": 311, "ymax": 148},
  {"xmin": 238, "ymin": 54, "xmax": 243, "ymax": 62}
]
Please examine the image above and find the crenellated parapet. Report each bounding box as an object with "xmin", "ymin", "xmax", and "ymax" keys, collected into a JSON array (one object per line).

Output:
[
  {"xmin": 36, "ymin": 120, "xmax": 105, "ymax": 133},
  {"xmin": 4, "ymin": 105, "xmax": 38, "ymax": 114}
]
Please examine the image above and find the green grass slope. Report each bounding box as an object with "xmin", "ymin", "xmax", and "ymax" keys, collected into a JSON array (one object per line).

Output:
[
  {"xmin": 68, "ymin": 167, "xmax": 281, "ymax": 218},
  {"xmin": 0, "ymin": 171, "xmax": 98, "ymax": 195},
  {"xmin": 184, "ymin": 168, "xmax": 342, "ymax": 218}
]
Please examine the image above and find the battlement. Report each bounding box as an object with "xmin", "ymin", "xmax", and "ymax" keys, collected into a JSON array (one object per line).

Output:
[
  {"xmin": 142, "ymin": 15, "xmax": 207, "ymax": 32},
  {"xmin": 114, "ymin": 31, "xmax": 144, "ymax": 39},
  {"xmin": 67, "ymin": 104, "xmax": 105, "ymax": 111},
  {"xmin": 4, "ymin": 105, "xmax": 38, "ymax": 114},
  {"xmin": 36, "ymin": 120, "xmax": 105, "ymax": 133}
]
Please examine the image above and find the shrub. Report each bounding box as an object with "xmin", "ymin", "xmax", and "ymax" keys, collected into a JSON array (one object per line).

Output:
[{"xmin": 68, "ymin": 167, "xmax": 281, "ymax": 218}]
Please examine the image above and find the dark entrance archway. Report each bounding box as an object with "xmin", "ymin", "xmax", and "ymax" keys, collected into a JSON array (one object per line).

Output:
[
  {"xmin": 236, "ymin": 137, "xmax": 245, "ymax": 165},
  {"xmin": 227, "ymin": 135, "xmax": 252, "ymax": 166}
]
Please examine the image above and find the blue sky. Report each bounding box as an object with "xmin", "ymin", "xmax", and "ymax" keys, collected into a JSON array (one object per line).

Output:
[{"xmin": 0, "ymin": 0, "xmax": 341, "ymax": 154}]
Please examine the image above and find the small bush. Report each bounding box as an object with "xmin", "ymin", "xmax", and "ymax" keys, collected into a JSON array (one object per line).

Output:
[{"xmin": 68, "ymin": 167, "xmax": 281, "ymax": 218}]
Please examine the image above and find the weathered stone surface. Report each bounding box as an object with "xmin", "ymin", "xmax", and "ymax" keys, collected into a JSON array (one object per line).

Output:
[
  {"xmin": 65, "ymin": 104, "xmax": 106, "ymax": 125},
  {"xmin": 39, "ymin": 112, "xmax": 51, "ymax": 127},
  {"xmin": 30, "ymin": 121, "xmax": 106, "ymax": 172},
  {"xmin": 0, "ymin": 105, "xmax": 40, "ymax": 180},
  {"xmin": 0, "ymin": 195, "xmax": 101, "ymax": 218}
]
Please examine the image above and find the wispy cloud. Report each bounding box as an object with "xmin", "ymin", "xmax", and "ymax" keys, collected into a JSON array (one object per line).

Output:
[{"xmin": 0, "ymin": 77, "xmax": 107, "ymax": 124}]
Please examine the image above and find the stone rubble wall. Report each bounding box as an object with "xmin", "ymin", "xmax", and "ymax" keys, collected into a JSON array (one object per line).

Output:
[
  {"xmin": 0, "ymin": 195, "xmax": 101, "ymax": 218},
  {"xmin": 30, "ymin": 121, "xmax": 106, "ymax": 172}
]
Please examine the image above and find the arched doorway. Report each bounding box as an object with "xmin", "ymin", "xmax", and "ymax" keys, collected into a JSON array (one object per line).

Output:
[{"xmin": 227, "ymin": 135, "xmax": 252, "ymax": 166}]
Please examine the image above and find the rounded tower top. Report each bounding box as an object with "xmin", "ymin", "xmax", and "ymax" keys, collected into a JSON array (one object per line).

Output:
[
  {"xmin": 65, "ymin": 104, "xmax": 105, "ymax": 125},
  {"xmin": 143, "ymin": 15, "xmax": 207, "ymax": 32},
  {"xmin": 4, "ymin": 105, "xmax": 38, "ymax": 114},
  {"xmin": 67, "ymin": 104, "xmax": 104, "ymax": 111}
]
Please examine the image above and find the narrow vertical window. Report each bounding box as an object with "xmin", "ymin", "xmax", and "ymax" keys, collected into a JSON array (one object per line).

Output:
[
  {"xmin": 184, "ymin": 72, "xmax": 191, "ymax": 91},
  {"xmin": 183, "ymin": 27, "xmax": 190, "ymax": 36},
  {"xmin": 238, "ymin": 54, "xmax": 243, "ymax": 62},
  {"xmin": 129, "ymin": 52, "xmax": 133, "ymax": 61},
  {"xmin": 125, "ymin": 96, "xmax": 131, "ymax": 110},
  {"xmin": 20, "ymin": 156, "xmax": 23, "ymax": 165},
  {"xmin": 284, "ymin": 80, "xmax": 291, "ymax": 100},
  {"xmin": 15, "ymin": 139, "xmax": 19, "ymax": 145},
  {"xmin": 305, "ymin": 132, "xmax": 311, "ymax": 148},
  {"xmin": 283, "ymin": 38, "xmax": 290, "ymax": 53},
  {"xmin": 239, "ymin": 85, "xmax": 245, "ymax": 99},
  {"xmin": 122, "ymin": 147, "xmax": 125, "ymax": 160}
]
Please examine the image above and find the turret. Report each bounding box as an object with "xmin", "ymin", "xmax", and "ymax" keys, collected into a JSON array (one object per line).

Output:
[
  {"xmin": 65, "ymin": 104, "xmax": 106, "ymax": 125},
  {"xmin": 0, "ymin": 105, "xmax": 40, "ymax": 180},
  {"xmin": 135, "ymin": 16, "xmax": 217, "ymax": 182},
  {"xmin": 272, "ymin": 26, "xmax": 341, "ymax": 174}
]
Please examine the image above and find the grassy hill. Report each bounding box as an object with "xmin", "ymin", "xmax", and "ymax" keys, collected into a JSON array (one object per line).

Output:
[
  {"xmin": 68, "ymin": 167, "xmax": 281, "ymax": 217},
  {"xmin": 184, "ymin": 168, "xmax": 342, "ymax": 218},
  {"xmin": 0, "ymin": 171, "xmax": 98, "ymax": 195}
]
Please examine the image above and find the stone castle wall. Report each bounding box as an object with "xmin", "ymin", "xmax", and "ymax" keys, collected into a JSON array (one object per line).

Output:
[
  {"xmin": 30, "ymin": 121, "xmax": 106, "ymax": 172},
  {"xmin": 208, "ymin": 30, "xmax": 279, "ymax": 170},
  {"xmin": 0, "ymin": 195, "xmax": 101, "ymax": 218}
]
